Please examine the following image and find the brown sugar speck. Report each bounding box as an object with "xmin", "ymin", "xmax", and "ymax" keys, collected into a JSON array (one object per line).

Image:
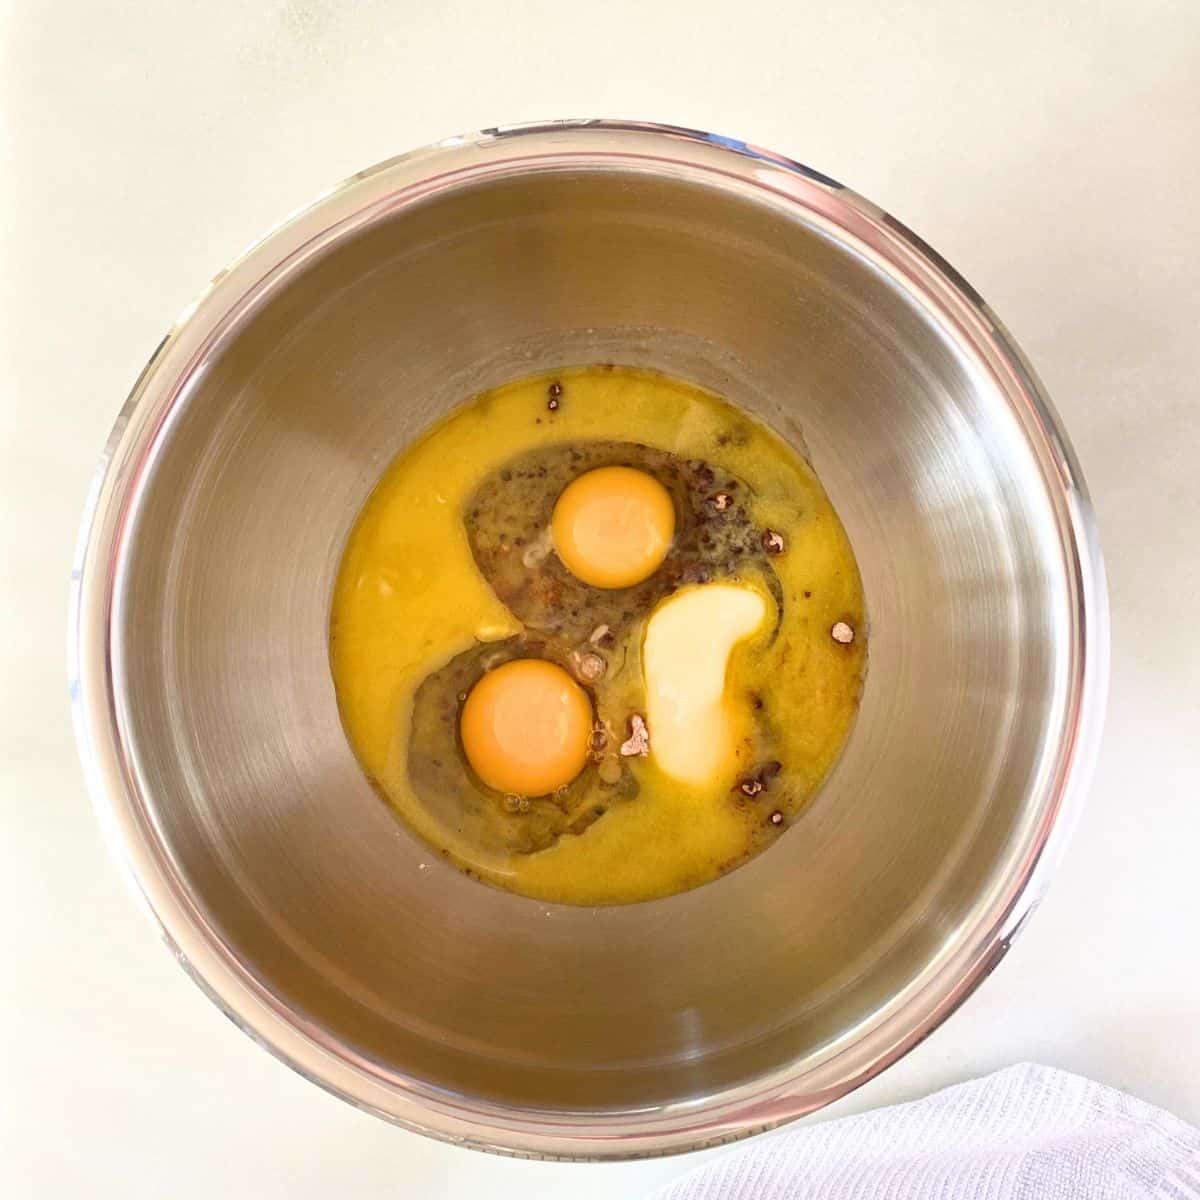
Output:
[
  {"xmin": 576, "ymin": 651, "xmax": 606, "ymax": 682},
  {"xmin": 762, "ymin": 529, "xmax": 786, "ymax": 555},
  {"xmin": 620, "ymin": 714, "xmax": 650, "ymax": 757},
  {"xmin": 769, "ymin": 810, "xmax": 784, "ymax": 826}
]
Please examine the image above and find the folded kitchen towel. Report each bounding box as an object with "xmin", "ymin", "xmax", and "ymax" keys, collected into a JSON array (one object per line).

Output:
[{"xmin": 651, "ymin": 1063, "xmax": 1199, "ymax": 1200}]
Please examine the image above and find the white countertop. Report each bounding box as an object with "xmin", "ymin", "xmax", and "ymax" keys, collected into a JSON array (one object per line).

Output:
[{"xmin": 3, "ymin": 1, "xmax": 1198, "ymax": 1194}]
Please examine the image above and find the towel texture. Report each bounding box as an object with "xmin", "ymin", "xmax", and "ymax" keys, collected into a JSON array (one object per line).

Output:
[{"xmin": 651, "ymin": 1064, "xmax": 1199, "ymax": 1200}]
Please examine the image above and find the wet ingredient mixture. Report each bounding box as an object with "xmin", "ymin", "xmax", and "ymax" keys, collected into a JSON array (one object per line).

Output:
[{"xmin": 330, "ymin": 367, "xmax": 866, "ymax": 905}]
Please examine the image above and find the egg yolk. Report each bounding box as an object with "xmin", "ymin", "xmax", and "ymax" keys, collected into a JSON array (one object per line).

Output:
[
  {"xmin": 459, "ymin": 659, "xmax": 593, "ymax": 796},
  {"xmin": 551, "ymin": 466, "xmax": 675, "ymax": 589}
]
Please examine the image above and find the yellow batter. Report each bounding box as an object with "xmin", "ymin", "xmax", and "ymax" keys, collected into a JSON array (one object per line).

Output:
[{"xmin": 329, "ymin": 367, "xmax": 866, "ymax": 904}]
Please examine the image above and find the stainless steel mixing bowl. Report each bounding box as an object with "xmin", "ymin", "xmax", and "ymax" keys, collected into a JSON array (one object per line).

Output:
[{"xmin": 70, "ymin": 121, "xmax": 1108, "ymax": 1158}]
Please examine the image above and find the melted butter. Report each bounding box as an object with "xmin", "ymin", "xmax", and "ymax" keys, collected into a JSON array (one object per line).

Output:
[
  {"xmin": 643, "ymin": 583, "xmax": 769, "ymax": 789},
  {"xmin": 330, "ymin": 367, "xmax": 866, "ymax": 905}
]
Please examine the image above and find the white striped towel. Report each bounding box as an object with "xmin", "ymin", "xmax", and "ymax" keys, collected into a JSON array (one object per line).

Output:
[{"xmin": 651, "ymin": 1064, "xmax": 1199, "ymax": 1199}]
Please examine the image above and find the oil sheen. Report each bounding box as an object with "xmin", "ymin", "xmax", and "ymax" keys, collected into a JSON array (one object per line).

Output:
[{"xmin": 330, "ymin": 367, "xmax": 866, "ymax": 905}]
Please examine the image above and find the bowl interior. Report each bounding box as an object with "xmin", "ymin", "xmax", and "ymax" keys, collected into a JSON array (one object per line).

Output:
[{"xmin": 112, "ymin": 164, "xmax": 1073, "ymax": 1115}]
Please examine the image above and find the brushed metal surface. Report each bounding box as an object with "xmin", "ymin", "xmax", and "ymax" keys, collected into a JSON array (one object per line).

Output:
[{"xmin": 70, "ymin": 121, "xmax": 1108, "ymax": 1157}]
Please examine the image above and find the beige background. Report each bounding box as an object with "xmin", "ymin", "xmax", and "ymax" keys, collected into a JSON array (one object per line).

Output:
[{"xmin": 3, "ymin": 0, "xmax": 1198, "ymax": 1195}]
